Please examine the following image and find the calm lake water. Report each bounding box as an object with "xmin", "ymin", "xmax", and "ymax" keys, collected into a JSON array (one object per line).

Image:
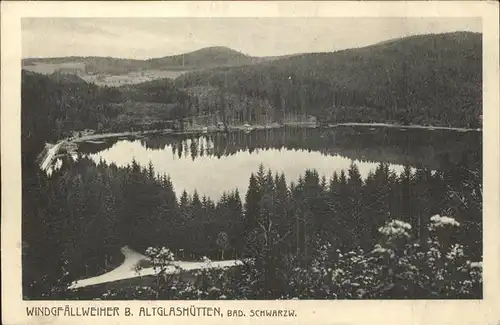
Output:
[{"xmin": 82, "ymin": 126, "xmax": 481, "ymax": 201}]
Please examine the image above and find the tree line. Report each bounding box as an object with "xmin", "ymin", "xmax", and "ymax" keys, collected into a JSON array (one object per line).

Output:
[
  {"xmin": 23, "ymin": 153, "xmax": 481, "ymax": 299},
  {"xmin": 21, "ymin": 70, "xmax": 188, "ymax": 155},
  {"xmin": 175, "ymin": 32, "xmax": 482, "ymax": 128}
]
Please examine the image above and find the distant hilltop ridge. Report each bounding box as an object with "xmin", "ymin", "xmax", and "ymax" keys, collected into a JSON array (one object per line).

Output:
[
  {"xmin": 21, "ymin": 30, "xmax": 482, "ymax": 153},
  {"xmin": 22, "ymin": 45, "xmax": 298, "ymax": 65},
  {"xmin": 22, "ymin": 31, "xmax": 481, "ymax": 76},
  {"xmin": 22, "ymin": 31, "xmax": 482, "ymax": 130},
  {"xmin": 22, "ymin": 31, "xmax": 480, "ymax": 63},
  {"xmin": 22, "ymin": 46, "xmax": 284, "ymax": 75}
]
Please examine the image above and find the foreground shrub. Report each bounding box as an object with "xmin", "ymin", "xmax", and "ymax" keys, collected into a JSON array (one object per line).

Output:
[{"xmin": 102, "ymin": 215, "xmax": 482, "ymax": 300}]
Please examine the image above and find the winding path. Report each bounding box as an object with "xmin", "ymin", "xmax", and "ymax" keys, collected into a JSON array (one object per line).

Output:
[{"xmin": 68, "ymin": 246, "xmax": 242, "ymax": 290}]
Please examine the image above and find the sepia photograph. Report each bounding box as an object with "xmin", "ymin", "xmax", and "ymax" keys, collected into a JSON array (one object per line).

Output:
[
  {"xmin": 19, "ymin": 16, "xmax": 485, "ymax": 301},
  {"xmin": 2, "ymin": 1, "xmax": 500, "ymax": 324}
]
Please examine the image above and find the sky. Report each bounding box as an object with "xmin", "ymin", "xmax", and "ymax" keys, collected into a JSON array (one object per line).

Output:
[{"xmin": 22, "ymin": 17, "xmax": 481, "ymax": 59}]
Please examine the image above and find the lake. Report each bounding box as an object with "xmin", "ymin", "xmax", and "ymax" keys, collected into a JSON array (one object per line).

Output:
[{"xmin": 81, "ymin": 126, "xmax": 482, "ymax": 201}]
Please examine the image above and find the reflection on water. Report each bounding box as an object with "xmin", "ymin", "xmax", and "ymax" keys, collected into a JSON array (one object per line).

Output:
[
  {"xmin": 91, "ymin": 140, "xmax": 406, "ymax": 201},
  {"xmin": 85, "ymin": 126, "xmax": 481, "ymax": 201}
]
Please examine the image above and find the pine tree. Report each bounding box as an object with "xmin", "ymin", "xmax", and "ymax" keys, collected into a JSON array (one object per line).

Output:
[
  {"xmin": 147, "ymin": 160, "xmax": 155, "ymax": 181},
  {"xmin": 179, "ymin": 190, "xmax": 191, "ymax": 220},
  {"xmin": 245, "ymin": 173, "xmax": 261, "ymax": 233},
  {"xmin": 348, "ymin": 162, "xmax": 363, "ymax": 190}
]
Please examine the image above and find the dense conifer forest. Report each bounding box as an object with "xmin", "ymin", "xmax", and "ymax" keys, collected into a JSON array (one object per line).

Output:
[
  {"xmin": 175, "ymin": 32, "xmax": 482, "ymax": 128},
  {"xmin": 23, "ymin": 154, "xmax": 482, "ymax": 299},
  {"xmin": 21, "ymin": 31, "xmax": 483, "ymax": 300}
]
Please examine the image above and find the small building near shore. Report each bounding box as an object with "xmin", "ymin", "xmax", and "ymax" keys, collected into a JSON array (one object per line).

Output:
[{"xmin": 72, "ymin": 129, "xmax": 95, "ymax": 138}]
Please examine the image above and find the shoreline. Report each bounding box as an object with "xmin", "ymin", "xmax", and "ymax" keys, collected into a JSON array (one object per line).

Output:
[
  {"xmin": 326, "ymin": 122, "xmax": 481, "ymax": 132},
  {"xmin": 38, "ymin": 121, "xmax": 481, "ymax": 173},
  {"xmin": 72, "ymin": 121, "xmax": 481, "ymax": 143}
]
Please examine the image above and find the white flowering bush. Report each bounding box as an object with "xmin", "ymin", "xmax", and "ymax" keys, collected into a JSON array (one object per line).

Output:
[
  {"xmin": 142, "ymin": 246, "xmax": 180, "ymax": 298},
  {"xmin": 278, "ymin": 215, "xmax": 481, "ymax": 299},
  {"xmin": 328, "ymin": 215, "xmax": 482, "ymax": 298},
  {"xmin": 200, "ymin": 256, "xmax": 211, "ymax": 263},
  {"xmin": 405, "ymin": 215, "xmax": 481, "ymax": 298},
  {"xmin": 282, "ymin": 245, "xmax": 380, "ymax": 299},
  {"xmin": 144, "ymin": 246, "xmax": 175, "ymax": 272},
  {"xmin": 430, "ymin": 214, "xmax": 461, "ymax": 228},
  {"xmin": 280, "ymin": 244, "xmax": 367, "ymax": 299}
]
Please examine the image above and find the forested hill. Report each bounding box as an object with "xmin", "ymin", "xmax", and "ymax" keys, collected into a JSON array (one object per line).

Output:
[
  {"xmin": 21, "ymin": 71, "xmax": 113, "ymax": 165},
  {"xmin": 22, "ymin": 47, "xmax": 281, "ymax": 75},
  {"xmin": 21, "ymin": 70, "xmax": 188, "ymax": 164},
  {"xmin": 175, "ymin": 32, "xmax": 482, "ymax": 128},
  {"xmin": 21, "ymin": 31, "xmax": 483, "ymax": 152},
  {"xmin": 146, "ymin": 46, "xmax": 268, "ymax": 70}
]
